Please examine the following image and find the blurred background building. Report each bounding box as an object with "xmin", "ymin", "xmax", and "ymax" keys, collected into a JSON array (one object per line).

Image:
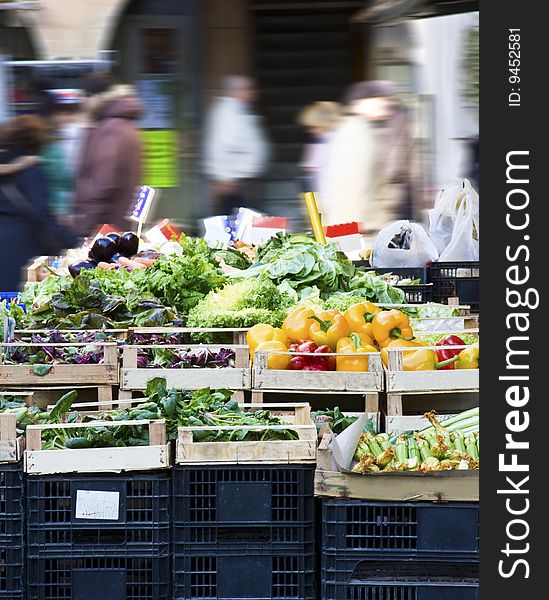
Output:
[{"xmin": 0, "ymin": 0, "xmax": 478, "ymax": 232}]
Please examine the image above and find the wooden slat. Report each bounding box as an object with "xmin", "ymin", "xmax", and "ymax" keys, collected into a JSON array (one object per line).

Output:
[
  {"xmin": 176, "ymin": 403, "xmax": 316, "ymax": 464},
  {"xmin": 0, "ymin": 364, "xmax": 119, "ymax": 385},
  {"xmin": 253, "ymin": 351, "xmax": 383, "ymax": 392},
  {"xmin": 314, "ymin": 470, "xmax": 479, "ymax": 501},
  {"xmin": 26, "ymin": 445, "xmax": 171, "ymax": 475},
  {"xmin": 0, "ymin": 412, "xmax": 17, "ymax": 441},
  {"xmin": 121, "ymin": 368, "xmax": 251, "ymax": 391},
  {"xmin": 24, "ymin": 419, "xmax": 170, "ymax": 474}
]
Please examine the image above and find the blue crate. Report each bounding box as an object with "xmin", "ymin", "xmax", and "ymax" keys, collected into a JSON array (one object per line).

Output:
[
  {"xmin": 0, "ymin": 463, "xmax": 24, "ymax": 546},
  {"xmin": 322, "ymin": 560, "xmax": 478, "ymax": 600},
  {"xmin": 172, "ymin": 464, "xmax": 314, "ymax": 550},
  {"xmin": 174, "ymin": 551, "xmax": 315, "ymax": 600},
  {"xmin": 0, "ymin": 464, "xmax": 24, "ymax": 599},
  {"xmin": 0, "ymin": 292, "xmax": 26, "ymax": 313},
  {"xmin": 26, "ymin": 472, "xmax": 170, "ymax": 558},
  {"xmin": 26, "ymin": 555, "xmax": 170, "ymax": 600},
  {"xmin": 322, "ymin": 500, "xmax": 479, "ymax": 560}
]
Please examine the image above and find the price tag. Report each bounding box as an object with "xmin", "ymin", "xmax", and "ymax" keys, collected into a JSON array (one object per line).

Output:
[{"xmin": 75, "ymin": 490, "xmax": 120, "ymax": 520}]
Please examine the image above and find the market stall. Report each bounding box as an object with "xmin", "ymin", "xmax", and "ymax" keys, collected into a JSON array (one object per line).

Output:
[{"xmin": 0, "ymin": 221, "xmax": 479, "ymax": 599}]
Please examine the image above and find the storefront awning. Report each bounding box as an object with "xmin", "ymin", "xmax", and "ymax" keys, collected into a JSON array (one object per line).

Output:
[
  {"xmin": 13, "ymin": 0, "xmax": 126, "ymax": 60},
  {"xmin": 353, "ymin": 0, "xmax": 479, "ymax": 24}
]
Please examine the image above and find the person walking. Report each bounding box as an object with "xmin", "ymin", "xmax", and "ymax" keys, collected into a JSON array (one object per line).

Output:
[
  {"xmin": 323, "ymin": 81, "xmax": 416, "ymax": 238},
  {"xmin": 297, "ymin": 101, "xmax": 341, "ymax": 206},
  {"xmin": 203, "ymin": 75, "xmax": 270, "ymax": 216},
  {"xmin": 0, "ymin": 116, "xmax": 78, "ymax": 290},
  {"xmin": 72, "ymin": 82, "xmax": 144, "ymax": 237}
]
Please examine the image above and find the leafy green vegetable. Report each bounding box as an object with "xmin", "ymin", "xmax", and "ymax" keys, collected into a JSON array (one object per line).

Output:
[
  {"xmin": 237, "ymin": 233, "xmax": 355, "ymax": 296},
  {"xmin": 187, "ymin": 278, "xmax": 291, "ymax": 330},
  {"xmin": 215, "ymin": 248, "xmax": 252, "ymax": 270},
  {"xmin": 31, "ymin": 364, "xmax": 53, "ymax": 376}
]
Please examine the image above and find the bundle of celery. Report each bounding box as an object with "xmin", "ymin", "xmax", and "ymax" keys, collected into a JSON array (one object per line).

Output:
[{"xmin": 353, "ymin": 410, "xmax": 479, "ymax": 474}]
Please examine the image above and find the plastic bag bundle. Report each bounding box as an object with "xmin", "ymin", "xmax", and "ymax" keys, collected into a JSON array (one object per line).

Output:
[{"xmin": 429, "ymin": 179, "xmax": 479, "ymax": 261}]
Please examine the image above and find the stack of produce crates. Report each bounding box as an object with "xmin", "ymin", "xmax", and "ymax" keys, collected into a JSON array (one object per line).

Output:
[
  {"xmin": 25, "ymin": 471, "xmax": 171, "ymax": 600},
  {"xmin": 0, "ymin": 462, "xmax": 24, "ymax": 600},
  {"xmin": 320, "ymin": 499, "xmax": 479, "ymax": 599},
  {"xmin": 172, "ymin": 462, "xmax": 316, "ymax": 600}
]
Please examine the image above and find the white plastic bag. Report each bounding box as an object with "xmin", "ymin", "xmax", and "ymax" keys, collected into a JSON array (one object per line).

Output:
[
  {"xmin": 438, "ymin": 195, "xmax": 479, "ymax": 261},
  {"xmin": 371, "ymin": 220, "xmax": 439, "ymax": 268},
  {"xmin": 428, "ymin": 180, "xmax": 479, "ymax": 254}
]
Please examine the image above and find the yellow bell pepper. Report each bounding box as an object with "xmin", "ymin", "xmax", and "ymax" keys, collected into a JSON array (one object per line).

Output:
[
  {"xmin": 455, "ymin": 346, "xmax": 479, "ymax": 369},
  {"xmin": 382, "ymin": 338, "xmax": 461, "ymax": 371},
  {"xmin": 336, "ymin": 333, "xmax": 377, "ymax": 372},
  {"xmin": 255, "ymin": 340, "xmax": 290, "ymax": 370},
  {"xmin": 343, "ymin": 302, "xmax": 381, "ymax": 341},
  {"xmin": 381, "ymin": 338, "xmax": 426, "ymax": 368},
  {"xmin": 282, "ymin": 306, "xmax": 316, "ymax": 342},
  {"xmin": 247, "ymin": 324, "xmax": 287, "ymax": 362},
  {"xmin": 308, "ymin": 310, "xmax": 350, "ymax": 350},
  {"xmin": 372, "ymin": 309, "xmax": 414, "ymax": 348}
]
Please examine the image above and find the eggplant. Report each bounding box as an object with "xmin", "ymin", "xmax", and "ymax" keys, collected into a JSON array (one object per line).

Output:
[
  {"xmin": 118, "ymin": 231, "xmax": 140, "ymax": 257},
  {"xmin": 105, "ymin": 232, "xmax": 121, "ymax": 247},
  {"xmin": 89, "ymin": 236, "xmax": 117, "ymax": 262},
  {"xmin": 69, "ymin": 260, "xmax": 97, "ymax": 278},
  {"xmin": 111, "ymin": 253, "xmax": 124, "ymax": 263}
]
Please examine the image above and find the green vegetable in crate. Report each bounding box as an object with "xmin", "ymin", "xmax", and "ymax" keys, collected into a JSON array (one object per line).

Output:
[{"xmin": 352, "ymin": 410, "xmax": 479, "ymax": 474}]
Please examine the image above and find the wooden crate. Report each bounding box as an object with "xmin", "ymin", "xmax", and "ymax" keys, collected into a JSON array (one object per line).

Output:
[
  {"xmin": 0, "ymin": 341, "xmax": 119, "ymax": 386},
  {"xmin": 383, "ymin": 389, "xmax": 478, "ymax": 435},
  {"xmin": 253, "ymin": 350, "xmax": 383, "ymax": 393},
  {"xmin": 26, "ymin": 255, "xmax": 50, "ymax": 283},
  {"xmin": 129, "ymin": 327, "xmax": 249, "ymax": 345},
  {"xmin": 176, "ymin": 402, "xmax": 316, "ymax": 465},
  {"xmin": 315, "ymin": 433, "xmax": 478, "ymax": 502},
  {"xmin": 0, "ymin": 412, "xmax": 24, "ymax": 463},
  {"xmin": 385, "ymin": 342, "xmax": 479, "ymax": 417},
  {"xmin": 24, "ymin": 419, "xmax": 170, "ymax": 474},
  {"xmin": 0, "ymin": 391, "xmax": 33, "ymax": 463},
  {"xmin": 314, "ymin": 469, "xmax": 479, "ymax": 501},
  {"xmin": 119, "ymin": 344, "xmax": 251, "ymax": 396}
]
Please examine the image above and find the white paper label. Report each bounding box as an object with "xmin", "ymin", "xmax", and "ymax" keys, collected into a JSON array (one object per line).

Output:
[{"xmin": 75, "ymin": 490, "xmax": 120, "ymax": 520}]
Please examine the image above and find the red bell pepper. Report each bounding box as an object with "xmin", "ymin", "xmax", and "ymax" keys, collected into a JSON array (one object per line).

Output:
[
  {"xmin": 435, "ymin": 335, "xmax": 465, "ymax": 370},
  {"xmin": 288, "ymin": 341, "xmax": 334, "ymax": 371}
]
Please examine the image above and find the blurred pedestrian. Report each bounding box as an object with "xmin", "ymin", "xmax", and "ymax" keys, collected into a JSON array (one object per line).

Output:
[
  {"xmin": 73, "ymin": 82, "xmax": 144, "ymax": 236},
  {"xmin": 323, "ymin": 81, "xmax": 416, "ymax": 237},
  {"xmin": 40, "ymin": 91, "xmax": 85, "ymax": 219},
  {"xmin": 297, "ymin": 101, "xmax": 341, "ymax": 205},
  {"xmin": 204, "ymin": 75, "xmax": 270, "ymax": 216},
  {"xmin": 0, "ymin": 116, "xmax": 78, "ymax": 290}
]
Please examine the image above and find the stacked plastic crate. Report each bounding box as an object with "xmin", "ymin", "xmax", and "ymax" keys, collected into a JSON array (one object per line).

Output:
[
  {"xmin": 0, "ymin": 464, "xmax": 24, "ymax": 600},
  {"xmin": 321, "ymin": 500, "xmax": 479, "ymax": 599},
  {"xmin": 172, "ymin": 464, "xmax": 316, "ymax": 600},
  {"xmin": 25, "ymin": 472, "xmax": 171, "ymax": 600}
]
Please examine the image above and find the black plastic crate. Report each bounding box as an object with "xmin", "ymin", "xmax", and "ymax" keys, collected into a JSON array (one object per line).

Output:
[
  {"xmin": 26, "ymin": 472, "xmax": 170, "ymax": 557},
  {"xmin": 322, "ymin": 560, "xmax": 478, "ymax": 600},
  {"xmin": 0, "ymin": 463, "xmax": 24, "ymax": 546},
  {"xmin": 27, "ymin": 555, "xmax": 170, "ymax": 600},
  {"xmin": 0, "ymin": 546, "xmax": 24, "ymax": 599},
  {"xmin": 399, "ymin": 284, "xmax": 433, "ymax": 304},
  {"xmin": 368, "ymin": 267, "xmax": 430, "ymax": 283},
  {"xmin": 174, "ymin": 552, "xmax": 315, "ymax": 600},
  {"xmin": 323, "ymin": 500, "xmax": 479, "ymax": 560},
  {"xmin": 173, "ymin": 465, "xmax": 314, "ymax": 548},
  {"xmin": 429, "ymin": 261, "xmax": 479, "ymax": 311}
]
